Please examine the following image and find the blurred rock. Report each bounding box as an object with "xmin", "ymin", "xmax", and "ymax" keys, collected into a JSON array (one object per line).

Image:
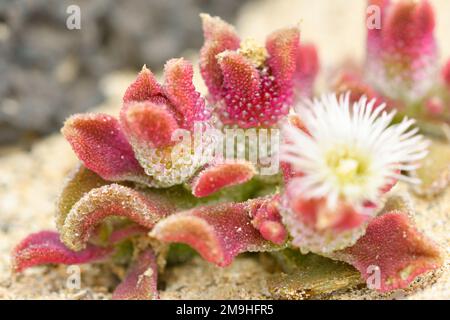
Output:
[{"xmin": 0, "ymin": 0, "xmax": 248, "ymax": 145}]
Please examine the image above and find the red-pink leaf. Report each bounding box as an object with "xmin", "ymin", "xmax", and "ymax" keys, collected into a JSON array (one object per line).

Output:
[
  {"xmin": 56, "ymin": 164, "xmax": 111, "ymax": 232},
  {"xmin": 250, "ymin": 196, "xmax": 287, "ymax": 245},
  {"xmin": 190, "ymin": 160, "xmax": 256, "ymax": 198},
  {"xmin": 200, "ymin": 13, "xmax": 240, "ymax": 102},
  {"xmin": 151, "ymin": 201, "xmax": 277, "ymax": 267},
  {"xmin": 109, "ymin": 225, "xmax": 149, "ymax": 244},
  {"xmin": 336, "ymin": 212, "xmax": 443, "ymax": 292},
  {"xmin": 294, "ymin": 43, "xmax": 319, "ymax": 98},
  {"xmin": 163, "ymin": 58, "xmax": 208, "ymax": 128},
  {"xmin": 61, "ymin": 184, "xmax": 176, "ymax": 251},
  {"xmin": 266, "ymin": 26, "xmax": 300, "ymax": 87},
  {"xmin": 12, "ymin": 231, "xmax": 112, "ymax": 273},
  {"xmin": 123, "ymin": 66, "xmax": 162, "ymax": 103},
  {"xmin": 443, "ymin": 59, "xmax": 450, "ymax": 90},
  {"xmin": 62, "ymin": 113, "xmax": 150, "ymax": 185},
  {"xmin": 120, "ymin": 101, "xmax": 179, "ymax": 149},
  {"xmin": 384, "ymin": 0, "xmax": 435, "ymax": 57},
  {"xmin": 112, "ymin": 249, "xmax": 158, "ymax": 300}
]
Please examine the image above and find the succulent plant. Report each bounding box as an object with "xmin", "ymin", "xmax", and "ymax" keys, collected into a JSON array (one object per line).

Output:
[{"xmin": 12, "ymin": 2, "xmax": 446, "ymax": 299}]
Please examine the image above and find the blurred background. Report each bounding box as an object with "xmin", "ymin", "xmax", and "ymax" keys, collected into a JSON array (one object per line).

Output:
[
  {"xmin": 0, "ymin": 0, "xmax": 249, "ymax": 147},
  {"xmin": 0, "ymin": 0, "xmax": 449, "ymax": 148}
]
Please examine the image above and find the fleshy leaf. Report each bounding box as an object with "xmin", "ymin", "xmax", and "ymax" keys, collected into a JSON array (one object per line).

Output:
[
  {"xmin": 294, "ymin": 43, "xmax": 319, "ymax": 98},
  {"xmin": 190, "ymin": 160, "xmax": 256, "ymax": 198},
  {"xmin": 112, "ymin": 249, "xmax": 158, "ymax": 300},
  {"xmin": 336, "ymin": 212, "xmax": 443, "ymax": 292},
  {"xmin": 151, "ymin": 200, "xmax": 278, "ymax": 267},
  {"xmin": 412, "ymin": 139, "xmax": 450, "ymax": 197},
  {"xmin": 163, "ymin": 58, "xmax": 208, "ymax": 128},
  {"xmin": 217, "ymin": 50, "xmax": 261, "ymax": 127},
  {"xmin": 123, "ymin": 66, "xmax": 162, "ymax": 103},
  {"xmin": 61, "ymin": 184, "xmax": 176, "ymax": 251},
  {"xmin": 109, "ymin": 225, "xmax": 149, "ymax": 244},
  {"xmin": 56, "ymin": 164, "xmax": 111, "ymax": 232},
  {"xmin": 121, "ymin": 101, "xmax": 179, "ymax": 149},
  {"xmin": 62, "ymin": 113, "xmax": 151, "ymax": 185},
  {"xmin": 200, "ymin": 13, "xmax": 240, "ymax": 102},
  {"xmin": 250, "ymin": 195, "xmax": 287, "ymax": 245},
  {"xmin": 266, "ymin": 26, "xmax": 300, "ymax": 87},
  {"xmin": 268, "ymin": 249, "xmax": 362, "ymax": 299},
  {"xmin": 443, "ymin": 59, "xmax": 450, "ymax": 90},
  {"xmin": 12, "ymin": 231, "xmax": 112, "ymax": 273}
]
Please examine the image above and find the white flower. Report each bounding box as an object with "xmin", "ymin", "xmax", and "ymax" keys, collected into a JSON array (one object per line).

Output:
[{"xmin": 281, "ymin": 92, "xmax": 429, "ymax": 208}]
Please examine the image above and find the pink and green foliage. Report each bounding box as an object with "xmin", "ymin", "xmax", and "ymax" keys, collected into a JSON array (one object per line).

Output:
[{"xmin": 11, "ymin": 4, "xmax": 446, "ymax": 299}]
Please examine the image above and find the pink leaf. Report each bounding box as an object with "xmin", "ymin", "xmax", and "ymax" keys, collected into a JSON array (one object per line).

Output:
[
  {"xmin": 442, "ymin": 59, "xmax": 450, "ymax": 90},
  {"xmin": 56, "ymin": 164, "xmax": 111, "ymax": 232},
  {"xmin": 151, "ymin": 201, "xmax": 277, "ymax": 267},
  {"xmin": 337, "ymin": 212, "xmax": 443, "ymax": 292},
  {"xmin": 120, "ymin": 101, "xmax": 179, "ymax": 149},
  {"xmin": 12, "ymin": 231, "xmax": 112, "ymax": 273},
  {"xmin": 250, "ymin": 196, "xmax": 287, "ymax": 245},
  {"xmin": 112, "ymin": 249, "xmax": 158, "ymax": 300},
  {"xmin": 200, "ymin": 13, "xmax": 240, "ymax": 102},
  {"xmin": 190, "ymin": 160, "xmax": 256, "ymax": 198},
  {"xmin": 163, "ymin": 58, "xmax": 209, "ymax": 128},
  {"xmin": 217, "ymin": 50, "xmax": 262, "ymax": 127},
  {"xmin": 61, "ymin": 184, "xmax": 176, "ymax": 251},
  {"xmin": 123, "ymin": 66, "xmax": 162, "ymax": 103},
  {"xmin": 266, "ymin": 26, "xmax": 300, "ymax": 88},
  {"xmin": 294, "ymin": 43, "xmax": 319, "ymax": 98},
  {"xmin": 109, "ymin": 225, "xmax": 149, "ymax": 244},
  {"xmin": 62, "ymin": 113, "xmax": 150, "ymax": 185}
]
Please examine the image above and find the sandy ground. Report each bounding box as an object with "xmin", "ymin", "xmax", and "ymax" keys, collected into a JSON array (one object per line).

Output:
[{"xmin": 1, "ymin": 0, "xmax": 449, "ymax": 299}]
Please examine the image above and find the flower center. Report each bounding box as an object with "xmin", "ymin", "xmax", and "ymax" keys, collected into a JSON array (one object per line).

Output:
[
  {"xmin": 238, "ymin": 38, "xmax": 267, "ymax": 68},
  {"xmin": 325, "ymin": 147, "xmax": 370, "ymax": 189}
]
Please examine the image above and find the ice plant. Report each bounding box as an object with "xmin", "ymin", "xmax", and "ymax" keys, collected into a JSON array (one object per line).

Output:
[
  {"xmin": 365, "ymin": 0, "xmax": 438, "ymax": 102},
  {"xmin": 334, "ymin": 0, "xmax": 450, "ymax": 194},
  {"xmin": 280, "ymin": 93, "xmax": 429, "ymax": 253},
  {"xmin": 11, "ymin": 10, "xmax": 445, "ymax": 299},
  {"xmin": 200, "ymin": 14, "xmax": 301, "ymax": 128}
]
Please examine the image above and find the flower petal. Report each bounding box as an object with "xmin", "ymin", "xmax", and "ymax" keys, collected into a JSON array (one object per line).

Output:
[
  {"xmin": 123, "ymin": 66, "xmax": 162, "ymax": 103},
  {"xmin": 61, "ymin": 184, "xmax": 176, "ymax": 251},
  {"xmin": 121, "ymin": 101, "xmax": 179, "ymax": 149},
  {"xmin": 56, "ymin": 164, "xmax": 111, "ymax": 232},
  {"xmin": 12, "ymin": 231, "xmax": 112, "ymax": 273},
  {"xmin": 266, "ymin": 26, "xmax": 300, "ymax": 87},
  {"xmin": 200, "ymin": 13, "xmax": 240, "ymax": 102},
  {"xmin": 112, "ymin": 249, "xmax": 159, "ymax": 300},
  {"xmin": 151, "ymin": 201, "xmax": 278, "ymax": 267},
  {"xmin": 336, "ymin": 211, "xmax": 443, "ymax": 292},
  {"xmin": 163, "ymin": 58, "xmax": 208, "ymax": 128},
  {"xmin": 190, "ymin": 160, "xmax": 256, "ymax": 198},
  {"xmin": 62, "ymin": 113, "xmax": 151, "ymax": 184}
]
